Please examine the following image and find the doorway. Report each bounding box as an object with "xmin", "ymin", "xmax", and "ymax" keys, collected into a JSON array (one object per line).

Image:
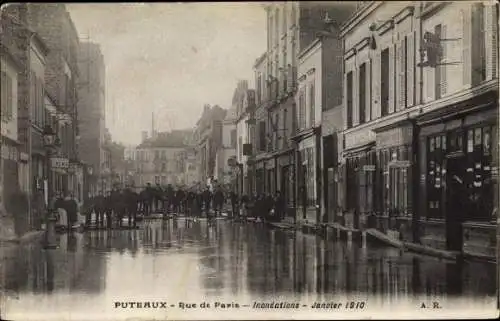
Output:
[{"xmin": 445, "ymin": 155, "xmax": 466, "ymax": 252}]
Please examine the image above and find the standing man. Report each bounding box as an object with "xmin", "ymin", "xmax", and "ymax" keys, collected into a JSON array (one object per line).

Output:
[
  {"xmin": 213, "ymin": 187, "xmax": 225, "ymax": 217},
  {"xmin": 202, "ymin": 187, "xmax": 212, "ymax": 218},
  {"xmin": 104, "ymin": 191, "xmax": 113, "ymax": 229},
  {"xmin": 229, "ymin": 190, "xmax": 238, "ymax": 219},
  {"xmin": 110, "ymin": 186, "xmax": 123, "ymax": 228},
  {"xmin": 145, "ymin": 183, "xmax": 155, "ymax": 215}
]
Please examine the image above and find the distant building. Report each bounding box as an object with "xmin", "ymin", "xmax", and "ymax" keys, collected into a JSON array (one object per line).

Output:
[
  {"xmin": 133, "ymin": 130, "xmax": 190, "ymax": 187},
  {"xmin": 193, "ymin": 104, "xmax": 227, "ymax": 184},
  {"xmin": 215, "ymin": 106, "xmax": 237, "ymax": 187}
]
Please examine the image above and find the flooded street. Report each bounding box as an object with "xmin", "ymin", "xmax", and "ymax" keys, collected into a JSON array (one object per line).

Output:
[{"xmin": 1, "ymin": 219, "xmax": 497, "ymax": 320}]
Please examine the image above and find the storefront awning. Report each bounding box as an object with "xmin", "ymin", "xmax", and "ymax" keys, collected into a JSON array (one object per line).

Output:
[{"xmin": 342, "ymin": 141, "xmax": 375, "ymax": 158}]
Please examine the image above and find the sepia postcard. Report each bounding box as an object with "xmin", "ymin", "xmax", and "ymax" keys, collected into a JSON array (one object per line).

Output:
[{"xmin": 0, "ymin": 1, "xmax": 499, "ymax": 320}]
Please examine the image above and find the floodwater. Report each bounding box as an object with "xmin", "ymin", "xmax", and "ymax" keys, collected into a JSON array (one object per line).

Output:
[{"xmin": 1, "ymin": 219, "xmax": 497, "ymax": 320}]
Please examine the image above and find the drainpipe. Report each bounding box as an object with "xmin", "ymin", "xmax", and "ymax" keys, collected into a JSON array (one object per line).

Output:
[{"xmin": 411, "ymin": 2, "xmax": 425, "ymax": 244}]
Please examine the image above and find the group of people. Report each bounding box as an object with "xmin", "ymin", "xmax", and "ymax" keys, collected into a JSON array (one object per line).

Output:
[{"xmin": 82, "ymin": 182, "xmax": 289, "ymax": 229}]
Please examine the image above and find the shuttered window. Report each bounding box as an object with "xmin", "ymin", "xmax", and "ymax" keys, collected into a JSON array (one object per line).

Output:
[
  {"xmin": 380, "ymin": 48, "xmax": 390, "ymax": 117},
  {"xmin": 373, "ymin": 51, "xmax": 381, "ymax": 118},
  {"xmin": 407, "ymin": 32, "xmax": 415, "ymax": 107},
  {"xmin": 298, "ymin": 89, "xmax": 306, "ymax": 130},
  {"xmin": 485, "ymin": 4, "xmax": 498, "ymax": 80},
  {"xmin": 346, "ymin": 71, "xmax": 353, "ymax": 128},
  {"xmin": 440, "ymin": 25, "xmax": 448, "ymax": 97},
  {"xmin": 389, "ymin": 45, "xmax": 395, "ymax": 114},
  {"xmin": 471, "ymin": 3, "xmax": 486, "ymax": 85},
  {"xmin": 462, "ymin": 8, "xmax": 472, "ymax": 86},
  {"xmin": 1, "ymin": 71, "xmax": 13, "ymax": 121},
  {"xmin": 309, "ymin": 80, "xmax": 315, "ymax": 127},
  {"xmin": 434, "ymin": 24, "xmax": 443, "ymax": 100},
  {"xmin": 359, "ymin": 63, "xmax": 367, "ymax": 124},
  {"xmin": 396, "ymin": 38, "xmax": 407, "ymax": 111}
]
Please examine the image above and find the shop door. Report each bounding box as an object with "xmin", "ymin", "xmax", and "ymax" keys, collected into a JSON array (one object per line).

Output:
[{"xmin": 445, "ymin": 155, "xmax": 465, "ymax": 252}]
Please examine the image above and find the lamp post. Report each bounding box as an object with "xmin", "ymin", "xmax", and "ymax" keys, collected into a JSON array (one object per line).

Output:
[{"xmin": 42, "ymin": 125, "xmax": 59, "ymax": 249}]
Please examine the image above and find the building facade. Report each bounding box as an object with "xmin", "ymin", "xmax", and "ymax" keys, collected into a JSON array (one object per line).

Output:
[
  {"xmin": 294, "ymin": 3, "xmax": 357, "ymax": 225},
  {"xmin": 26, "ymin": 3, "xmax": 83, "ymax": 203},
  {"xmin": 134, "ymin": 132, "xmax": 187, "ymax": 187},
  {"xmin": 77, "ymin": 42, "xmax": 106, "ymax": 196},
  {"xmin": 193, "ymin": 104, "xmax": 227, "ymax": 185},
  {"xmin": 215, "ymin": 107, "xmax": 237, "ymax": 188},
  {"xmin": 0, "ymin": 43, "xmax": 22, "ymax": 234},
  {"xmin": 341, "ymin": 1, "xmax": 498, "ymax": 256}
]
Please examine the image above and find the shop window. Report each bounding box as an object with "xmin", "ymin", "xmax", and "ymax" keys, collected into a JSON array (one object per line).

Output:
[
  {"xmin": 464, "ymin": 125, "xmax": 494, "ymax": 221},
  {"xmin": 427, "ymin": 135, "xmax": 446, "ymax": 219}
]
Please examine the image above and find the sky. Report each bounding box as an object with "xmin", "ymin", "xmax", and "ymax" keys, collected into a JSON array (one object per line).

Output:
[{"xmin": 66, "ymin": 3, "xmax": 267, "ymax": 146}]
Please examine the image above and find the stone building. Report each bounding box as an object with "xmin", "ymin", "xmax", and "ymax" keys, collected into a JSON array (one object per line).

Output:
[
  {"xmin": 214, "ymin": 106, "xmax": 237, "ymax": 188},
  {"xmin": 193, "ymin": 104, "xmax": 227, "ymax": 185},
  {"xmin": 77, "ymin": 42, "xmax": 106, "ymax": 196},
  {"xmin": 295, "ymin": 3, "xmax": 357, "ymax": 226},
  {"xmin": 134, "ymin": 131, "xmax": 188, "ymax": 187},
  {"xmin": 341, "ymin": 2, "xmax": 498, "ymax": 257}
]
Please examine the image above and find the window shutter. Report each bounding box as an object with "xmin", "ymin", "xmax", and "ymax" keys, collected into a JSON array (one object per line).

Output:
[
  {"xmin": 440, "ymin": 24, "xmax": 448, "ymax": 97},
  {"xmin": 407, "ymin": 32, "xmax": 415, "ymax": 107},
  {"xmin": 7, "ymin": 74, "xmax": 13, "ymax": 119},
  {"xmin": 462, "ymin": 8, "xmax": 471, "ymax": 86},
  {"xmin": 373, "ymin": 51, "xmax": 381, "ymax": 118},
  {"xmin": 485, "ymin": 4, "xmax": 498, "ymax": 80},
  {"xmin": 396, "ymin": 41, "xmax": 405, "ymax": 111},
  {"xmin": 388, "ymin": 45, "xmax": 395, "ymax": 114},
  {"xmin": 366, "ymin": 59, "xmax": 372, "ymax": 121}
]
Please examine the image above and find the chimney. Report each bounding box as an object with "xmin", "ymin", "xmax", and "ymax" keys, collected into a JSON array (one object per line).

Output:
[
  {"xmin": 141, "ymin": 131, "xmax": 148, "ymax": 142},
  {"xmin": 204, "ymin": 104, "xmax": 210, "ymax": 112}
]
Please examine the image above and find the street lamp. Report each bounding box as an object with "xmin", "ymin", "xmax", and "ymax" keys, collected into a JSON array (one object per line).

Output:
[{"xmin": 42, "ymin": 125, "xmax": 59, "ymax": 249}]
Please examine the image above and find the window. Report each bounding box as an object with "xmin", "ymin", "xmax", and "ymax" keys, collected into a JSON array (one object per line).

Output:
[
  {"xmin": 274, "ymin": 113, "xmax": 279, "ymax": 149},
  {"xmin": 298, "ymin": 89, "xmax": 306, "ymax": 130},
  {"xmin": 397, "ymin": 37, "xmax": 408, "ymax": 109},
  {"xmin": 155, "ymin": 150, "xmax": 160, "ymax": 160},
  {"xmin": 346, "ymin": 71, "xmax": 353, "ymax": 128},
  {"xmin": 434, "ymin": 24, "xmax": 443, "ymax": 100},
  {"xmin": 230, "ymin": 129, "xmax": 237, "ymax": 148},
  {"xmin": 283, "ymin": 108, "xmax": 288, "ymax": 145},
  {"xmin": 427, "ymin": 135, "xmax": 446, "ymax": 218},
  {"xmin": 238, "ymin": 136, "xmax": 243, "ymax": 159},
  {"xmin": 258, "ymin": 121, "xmax": 266, "ymax": 152},
  {"xmin": 161, "ymin": 163, "xmax": 166, "ymax": 171},
  {"xmin": 0, "ymin": 71, "xmax": 13, "ymax": 121},
  {"xmin": 381, "ymin": 48, "xmax": 390, "ymax": 116},
  {"xmin": 472, "ymin": 3, "xmax": 486, "ymax": 84},
  {"xmin": 359, "ymin": 63, "xmax": 366, "ymax": 124},
  {"xmin": 256, "ymin": 74, "xmax": 262, "ymax": 105},
  {"xmin": 155, "ymin": 176, "xmax": 160, "ymax": 184},
  {"xmin": 309, "ymin": 81, "xmax": 315, "ymax": 127},
  {"xmin": 161, "ymin": 151, "xmax": 166, "ymax": 160}
]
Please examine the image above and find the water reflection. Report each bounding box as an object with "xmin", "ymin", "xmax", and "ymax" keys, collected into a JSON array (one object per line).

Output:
[{"xmin": 1, "ymin": 220, "xmax": 496, "ymax": 315}]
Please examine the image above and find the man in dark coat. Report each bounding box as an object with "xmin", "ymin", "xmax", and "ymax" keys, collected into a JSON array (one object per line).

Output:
[
  {"xmin": 213, "ymin": 188, "xmax": 225, "ymax": 217},
  {"xmin": 154, "ymin": 183, "xmax": 163, "ymax": 212},
  {"xmin": 110, "ymin": 187, "xmax": 124, "ymax": 228},
  {"xmin": 274, "ymin": 191, "xmax": 286, "ymax": 222},
  {"xmin": 176, "ymin": 188, "xmax": 186, "ymax": 214},
  {"xmin": 124, "ymin": 187, "xmax": 139, "ymax": 227},
  {"xmin": 63, "ymin": 192, "xmax": 78, "ymax": 229},
  {"xmin": 165, "ymin": 184, "xmax": 175, "ymax": 214},
  {"xmin": 104, "ymin": 191, "xmax": 113, "ymax": 228},
  {"xmin": 202, "ymin": 187, "xmax": 212, "ymax": 218},
  {"xmin": 230, "ymin": 191, "xmax": 238, "ymax": 218},
  {"xmin": 145, "ymin": 183, "xmax": 155, "ymax": 214}
]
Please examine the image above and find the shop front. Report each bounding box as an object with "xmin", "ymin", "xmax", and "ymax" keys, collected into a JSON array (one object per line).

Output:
[
  {"xmin": 417, "ymin": 91, "xmax": 498, "ymax": 256},
  {"xmin": 295, "ymin": 133, "xmax": 319, "ymax": 224},
  {"xmin": 277, "ymin": 150, "xmax": 295, "ymax": 220}
]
